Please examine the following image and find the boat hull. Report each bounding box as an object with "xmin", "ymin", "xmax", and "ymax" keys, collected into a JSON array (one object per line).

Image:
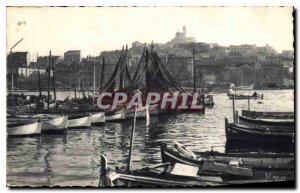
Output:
[
  {"xmin": 242, "ymin": 110, "xmax": 294, "ymax": 119},
  {"xmin": 41, "ymin": 115, "xmax": 68, "ymax": 134},
  {"xmin": 68, "ymin": 114, "xmax": 91, "ymax": 128},
  {"xmin": 7, "ymin": 121, "xmax": 41, "ymax": 137},
  {"xmin": 238, "ymin": 116, "xmax": 294, "ymax": 131},
  {"xmin": 225, "ymin": 118, "xmax": 294, "ymax": 144},
  {"xmin": 227, "ymin": 94, "xmax": 263, "ymax": 100},
  {"xmin": 91, "ymin": 112, "xmax": 105, "ymax": 125},
  {"xmin": 160, "ymin": 144, "xmax": 294, "ymax": 181},
  {"xmin": 105, "ymin": 109, "xmax": 126, "ymax": 122}
]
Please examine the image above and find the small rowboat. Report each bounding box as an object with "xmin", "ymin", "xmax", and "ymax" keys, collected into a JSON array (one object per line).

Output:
[
  {"xmin": 99, "ymin": 155, "xmax": 223, "ymax": 187},
  {"xmin": 68, "ymin": 114, "xmax": 91, "ymax": 128},
  {"xmin": 204, "ymin": 95, "xmax": 215, "ymax": 107},
  {"xmin": 161, "ymin": 143, "xmax": 252, "ymax": 178},
  {"xmin": 225, "ymin": 118, "xmax": 294, "ymax": 144},
  {"xmin": 160, "ymin": 143, "xmax": 294, "ymax": 181},
  {"xmin": 161, "ymin": 143, "xmax": 294, "ymax": 168},
  {"xmin": 105, "ymin": 109, "xmax": 126, "ymax": 122},
  {"xmin": 91, "ymin": 112, "xmax": 105, "ymax": 125},
  {"xmin": 41, "ymin": 115, "xmax": 68, "ymax": 134},
  {"xmin": 242, "ymin": 110, "xmax": 294, "ymax": 119},
  {"xmin": 8, "ymin": 114, "xmax": 68, "ymax": 134},
  {"xmin": 238, "ymin": 116, "xmax": 294, "ymax": 131},
  {"xmin": 227, "ymin": 93, "xmax": 263, "ymax": 100},
  {"xmin": 7, "ymin": 119, "xmax": 41, "ymax": 137}
]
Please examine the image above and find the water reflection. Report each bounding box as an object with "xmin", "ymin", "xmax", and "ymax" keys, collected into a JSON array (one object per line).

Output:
[{"xmin": 7, "ymin": 90, "xmax": 294, "ymax": 186}]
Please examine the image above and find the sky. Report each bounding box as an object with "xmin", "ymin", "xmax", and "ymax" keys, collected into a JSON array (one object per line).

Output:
[{"xmin": 6, "ymin": 6, "xmax": 294, "ymax": 59}]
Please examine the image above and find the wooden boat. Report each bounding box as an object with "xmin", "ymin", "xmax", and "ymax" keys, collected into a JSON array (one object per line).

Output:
[
  {"xmin": 227, "ymin": 93, "xmax": 263, "ymax": 100},
  {"xmin": 204, "ymin": 95, "xmax": 215, "ymax": 107},
  {"xmin": 161, "ymin": 143, "xmax": 253, "ymax": 178},
  {"xmin": 99, "ymin": 155, "xmax": 224, "ymax": 187},
  {"xmin": 161, "ymin": 143, "xmax": 294, "ymax": 168},
  {"xmin": 238, "ymin": 116, "xmax": 294, "ymax": 131},
  {"xmin": 242, "ymin": 110, "xmax": 294, "ymax": 119},
  {"xmin": 161, "ymin": 143, "xmax": 294, "ymax": 181},
  {"xmin": 41, "ymin": 115, "xmax": 68, "ymax": 134},
  {"xmin": 91, "ymin": 112, "xmax": 105, "ymax": 125},
  {"xmin": 225, "ymin": 118, "xmax": 294, "ymax": 144},
  {"xmin": 235, "ymin": 84, "xmax": 254, "ymax": 90},
  {"xmin": 8, "ymin": 114, "xmax": 68, "ymax": 134},
  {"xmin": 105, "ymin": 109, "xmax": 126, "ymax": 122},
  {"xmin": 7, "ymin": 119, "xmax": 41, "ymax": 137},
  {"xmin": 68, "ymin": 114, "xmax": 91, "ymax": 128}
]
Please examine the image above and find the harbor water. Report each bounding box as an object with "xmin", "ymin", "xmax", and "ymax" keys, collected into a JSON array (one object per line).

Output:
[{"xmin": 7, "ymin": 90, "xmax": 294, "ymax": 187}]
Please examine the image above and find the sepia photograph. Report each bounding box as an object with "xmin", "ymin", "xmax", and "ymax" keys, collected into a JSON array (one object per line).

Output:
[{"xmin": 5, "ymin": 6, "xmax": 295, "ymax": 188}]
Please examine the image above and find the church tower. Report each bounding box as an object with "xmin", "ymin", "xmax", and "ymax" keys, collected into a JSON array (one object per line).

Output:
[{"xmin": 183, "ymin": 26, "xmax": 186, "ymax": 38}]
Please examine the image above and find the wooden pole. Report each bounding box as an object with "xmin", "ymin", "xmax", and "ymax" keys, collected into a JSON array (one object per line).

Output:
[
  {"xmin": 193, "ymin": 44, "xmax": 196, "ymax": 93},
  {"xmin": 52, "ymin": 57, "xmax": 56, "ymax": 101},
  {"xmin": 93, "ymin": 63, "xmax": 96, "ymax": 106},
  {"xmin": 232, "ymin": 96, "xmax": 236, "ymax": 123},
  {"xmin": 127, "ymin": 106, "xmax": 137, "ymax": 172},
  {"xmin": 73, "ymin": 62, "xmax": 77, "ymax": 99},
  {"xmin": 248, "ymin": 96, "xmax": 250, "ymax": 111},
  {"xmin": 38, "ymin": 69, "xmax": 42, "ymax": 98},
  {"xmin": 47, "ymin": 50, "xmax": 51, "ymax": 110},
  {"xmin": 100, "ymin": 57, "xmax": 105, "ymax": 93},
  {"xmin": 11, "ymin": 74, "xmax": 13, "ymax": 93}
]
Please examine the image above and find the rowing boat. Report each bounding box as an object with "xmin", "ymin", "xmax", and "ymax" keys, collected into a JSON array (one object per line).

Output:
[
  {"xmin": 242, "ymin": 110, "xmax": 294, "ymax": 119},
  {"xmin": 238, "ymin": 116, "xmax": 294, "ymax": 131},
  {"xmin": 225, "ymin": 118, "xmax": 294, "ymax": 144},
  {"xmin": 161, "ymin": 143, "xmax": 294, "ymax": 168},
  {"xmin": 7, "ymin": 119, "xmax": 41, "ymax": 137},
  {"xmin": 227, "ymin": 93, "xmax": 263, "ymax": 100},
  {"xmin": 91, "ymin": 112, "xmax": 105, "ymax": 125},
  {"xmin": 99, "ymin": 155, "xmax": 223, "ymax": 187},
  {"xmin": 160, "ymin": 143, "xmax": 294, "ymax": 181},
  {"xmin": 68, "ymin": 114, "xmax": 91, "ymax": 128},
  {"xmin": 41, "ymin": 115, "xmax": 68, "ymax": 134}
]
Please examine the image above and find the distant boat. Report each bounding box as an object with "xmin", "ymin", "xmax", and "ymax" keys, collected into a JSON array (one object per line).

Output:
[
  {"xmin": 235, "ymin": 84, "xmax": 254, "ymax": 91},
  {"xmin": 68, "ymin": 114, "xmax": 91, "ymax": 128},
  {"xmin": 7, "ymin": 119, "xmax": 41, "ymax": 137},
  {"xmin": 204, "ymin": 95, "xmax": 215, "ymax": 107},
  {"xmin": 225, "ymin": 118, "xmax": 294, "ymax": 144},
  {"xmin": 242, "ymin": 110, "xmax": 294, "ymax": 119},
  {"xmin": 206, "ymin": 83, "xmax": 235, "ymax": 93},
  {"xmin": 227, "ymin": 93, "xmax": 263, "ymax": 100},
  {"xmin": 91, "ymin": 112, "xmax": 105, "ymax": 125}
]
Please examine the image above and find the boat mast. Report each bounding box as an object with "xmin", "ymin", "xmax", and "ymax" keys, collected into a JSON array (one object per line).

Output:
[
  {"xmin": 73, "ymin": 62, "xmax": 77, "ymax": 99},
  {"xmin": 93, "ymin": 62, "xmax": 96, "ymax": 106},
  {"xmin": 100, "ymin": 57, "xmax": 105, "ymax": 93},
  {"xmin": 127, "ymin": 106, "xmax": 137, "ymax": 172},
  {"xmin": 11, "ymin": 74, "xmax": 13, "ymax": 94},
  {"xmin": 193, "ymin": 44, "xmax": 196, "ymax": 92},
  {"xmin": 38, "ymin": 68, "xmax": 42, "ymax": 98},
  {"xmin": 52, "ymin": 57, "xmax": 56, "ymax": 101},
  {"xmin": 47, "ymin": 50, "xmax": 51, "ymax": 110}
]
